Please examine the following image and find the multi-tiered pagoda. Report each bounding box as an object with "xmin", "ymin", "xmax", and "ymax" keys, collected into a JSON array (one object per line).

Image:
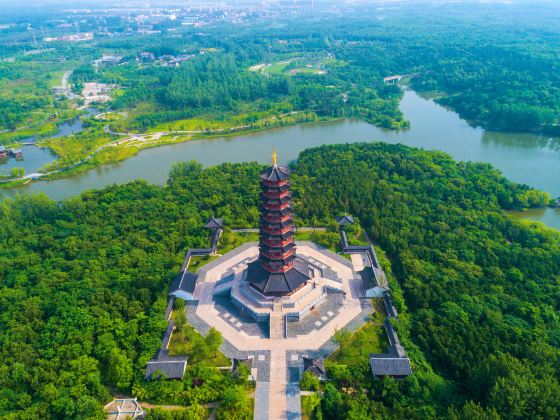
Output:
[{"xmin": 246, "ymin": 149, "xmax": 311, "ymax": 297}]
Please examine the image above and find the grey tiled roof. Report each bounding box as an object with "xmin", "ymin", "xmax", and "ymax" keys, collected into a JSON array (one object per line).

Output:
[
  {"xmin": 383, "ymin": 292, "xmax": 398, "ymax": 319},
  {"xmin": 384, "ymin": 318, "xmax": 401, "ymax": 346},
  {"xmin": 260, "ymin": 164, "xmax": 290, "ymax": 182},
  {"xmin": 169, "ymin": 270, "xmax": 198, "ymax": 295},
  {"xmin": 205, "ymin": 216, "xmax": 223, "ymax": 229},
  {"xmin": 145, "ymin": 349, "xmax": 187, "ymax": 380},
  {"xmin": 369, "ymin": 355, "xmax": 411, "ymax": 377},
  {"xmin": 336, "ymin": 215, "xmax": 355, "ymax": 226},
  {"xmin": 246, "ymin": 257, "xmax": 311, "ymax": 296},
  {"xmin": 303, "ymin": 357, "xmax": 325, "ymax": 376}
]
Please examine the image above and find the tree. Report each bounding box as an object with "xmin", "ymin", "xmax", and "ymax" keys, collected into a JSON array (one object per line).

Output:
[
  {"xmin": 216, "ymin": 386, "xmax": 252, "ymax": 420},
  {"xmin": 300, "ymin": 370, "xmax": 320, "ymax": 391},
  {"xmin": 321, "ymin": 384, "xmax": 343, "ymax": 420},
  {"xmin": 448, "ymin": 401, "xmax": 500, "ymax": 420},
  {"xmin": 205, "ymin": 327, "xmax": 223, "ymax": 358},
  {"xmin": 108, "ymin": 349, "xmax": 133, "ymax": 390},
  {"xmin": 174, "ymin": 307, "xmax": 188, "ymax": 341}
]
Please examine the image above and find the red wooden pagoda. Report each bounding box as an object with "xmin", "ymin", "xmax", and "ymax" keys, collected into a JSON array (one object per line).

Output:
[{"xmin": 246, "ymin": 149, "xmax": 311, "ymax": 297}]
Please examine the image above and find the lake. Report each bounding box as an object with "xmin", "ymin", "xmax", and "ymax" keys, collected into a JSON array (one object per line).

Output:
[{"xmin": 1, "ymin": 91, "xmax": 559, "ymax": 228}]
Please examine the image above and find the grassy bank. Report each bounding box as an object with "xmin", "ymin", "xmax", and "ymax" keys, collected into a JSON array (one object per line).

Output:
[{"xmin": 8, "ymin": 114, "xmax": 337, "ymax": 186}]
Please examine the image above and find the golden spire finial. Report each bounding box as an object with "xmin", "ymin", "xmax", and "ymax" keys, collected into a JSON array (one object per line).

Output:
[{"xmin": 272, "ymin": 147, "xmax": 277, "ymax": 166}]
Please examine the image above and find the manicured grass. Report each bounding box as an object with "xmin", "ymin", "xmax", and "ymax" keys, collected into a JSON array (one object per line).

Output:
[
  {"xmin": 347, "ymin": 230, "xmax": 368, "ymax": 246},
  {"xmin": 47, "ymin": 71, "xmax": 65, "ymax": 88},
  {"xmin": 188, "ymin": 255, "xmax": 220, "ymax": 272},
  {"xmin": 327, "ymin": 311, "xmax": 387, "ymax": 367},
  {"xmin": 0, "ymin": 178, "xmax": 30, "ymax": 189},
  {"xmin": 264, "ymin": 61, "xmax": 291, "ymax": 74},
  {"xmin": 150, "ymin": 116, "xmax": 237, "ymax": 133},
  {"xmin": 186, "ymin": 231, "xmax": 258, "ymax": 272},
  {"xmin": 147, "ymin": 108, "xmax": 304, "ymax": 134},
  {"xmin": 0, "ymin": 122, "xmax": 57, "ymax": 144},
  {"xmin": 167, "ymin": 321, "xmax": 230, "ymax": 367},
  {"xmin": 42, "ymin": 128, "xmax": 117, "ymax": 168},
  {"xmin": 295, "ymin": 230, "xmax": 341, "ymax": 254},
  {"xmin": 219, "ymin": 231, "xmax": 259, "ymax": 254}
]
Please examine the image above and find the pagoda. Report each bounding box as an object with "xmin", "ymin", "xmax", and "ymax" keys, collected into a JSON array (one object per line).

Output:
[{"xmin": 246, "ymin": 149, "xmax": 311, "ymax": 297}]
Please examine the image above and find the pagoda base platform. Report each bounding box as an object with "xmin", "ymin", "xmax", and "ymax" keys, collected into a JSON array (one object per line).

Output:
[
  {"xmin": 245, "ymin": 257, "xmax": 312, "ymax": 297},
  {"xmin": 230, "ymin": 266, "xmax": 329, "ymax": 324},
  {"xmin": 200, "ymin": 241, "xmax": 356, "ymax": 340}
]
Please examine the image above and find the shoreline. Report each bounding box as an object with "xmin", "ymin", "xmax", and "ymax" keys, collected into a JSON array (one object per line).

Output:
[{"xmin": 0, "ymin": 115, "xmax": 340, "ymax": 190}]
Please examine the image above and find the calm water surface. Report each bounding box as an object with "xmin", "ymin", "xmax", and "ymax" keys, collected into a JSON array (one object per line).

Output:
[
  {"xmin": 0, "ymin": 108, "xmax": 98, "ymax": 175},
  {"xmin": 2, "ymin": 91, "xmax": 559, "ymax": 227}
]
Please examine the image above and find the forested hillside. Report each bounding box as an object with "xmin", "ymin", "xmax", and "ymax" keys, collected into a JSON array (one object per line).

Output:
[
  {"xmin": 0, "ymin": 144, "xmax": 558, "ymax": 418},
  {"xmin": 293, "ymin": 144, "xmax": 560, "ymax": 418}
]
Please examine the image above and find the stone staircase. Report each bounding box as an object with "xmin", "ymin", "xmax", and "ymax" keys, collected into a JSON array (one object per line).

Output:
[{"xmin": 269, "ymin": 299, "xmax": 285, "ymax": 339}]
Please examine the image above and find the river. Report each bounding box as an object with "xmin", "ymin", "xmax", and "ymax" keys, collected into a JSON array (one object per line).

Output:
[{"xmin": 1, "ymin": 91, "xmax": 559, "ymax": 228}]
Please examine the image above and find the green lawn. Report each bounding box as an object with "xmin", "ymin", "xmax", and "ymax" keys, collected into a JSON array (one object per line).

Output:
[
  {"xmin": 264, "ymin": 61, "xmax": 291, "ymax": 74},
  {"xmin": 186, "ymin": 231, "xmax": 259, "ymax": 272},
  {"xmin": 327, "ymin": 308, "xmax": 387, "ymax": 367},
  {"xmin": 294, "ymin": 230, "xmax": 340, "ymax": 253},
  {"xmin": 167, "ymin": 322, "xmax": 230, "ymax": 367},
  {"xmin": 47, "ymin": 71, "xmax": 65, "ymax": 88},
  {"xmin": 219, "ymin": 231, "xmax": 259, "ymax": 254},
  {"xmin": 188, "ymin": 255, "xmax": 220, "ymax": 272}
]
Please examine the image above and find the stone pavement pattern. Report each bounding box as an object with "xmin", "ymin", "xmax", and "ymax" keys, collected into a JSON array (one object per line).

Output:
[{"xmin": 188, "ymin": 242, "xmax": 373, "ymax": 419}]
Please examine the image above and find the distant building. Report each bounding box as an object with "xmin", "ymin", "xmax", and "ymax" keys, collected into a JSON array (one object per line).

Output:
[
  {"xmin": 383, "ymin": 75, "xmax": 402, "ymax": 85},
  {"xmin": 44, "ymin": 32, "xmax": 93, "ymax": 42},
  {"xmin": 96, "ymin": 54, "xmax": 122, "ymax": 66},
  {"xmin": 140, "ymin": 52, "xmax": 155, "ymax": 61}
]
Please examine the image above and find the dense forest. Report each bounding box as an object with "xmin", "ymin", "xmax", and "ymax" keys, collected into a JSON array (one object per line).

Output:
[{"xmin": 1, "ymin": 143, "xmax": 558, "ymax": 418}]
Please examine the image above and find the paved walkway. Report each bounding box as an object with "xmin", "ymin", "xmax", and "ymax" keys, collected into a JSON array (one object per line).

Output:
[
  {"xmin": 268, "ymin": 350, "xmax": 287, "ymax": 418},
  {"xmin": 254, "ymin": 381, "xmax": 270, "ymax": 420},
  {"xmin": 189, "ymin": 241, "xmax": 370, "ymax": 419}
]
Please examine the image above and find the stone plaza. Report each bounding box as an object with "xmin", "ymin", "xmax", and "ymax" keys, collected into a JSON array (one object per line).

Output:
[
  {"xmin": 148, "ymin": 150, "xmax": 408, "ymax": 419},
  {"xmin": 186, "ymin": 240, "xmax": 373, "ymax": 419}
]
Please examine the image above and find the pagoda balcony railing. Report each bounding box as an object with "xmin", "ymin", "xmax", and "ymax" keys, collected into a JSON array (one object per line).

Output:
[
  {"xmin": 262, "ymin": 214, "xmax": 291, "ymax": 224},
  {"xmin": 262, "ymin": 260, "xmax": 294, "ymax": 273},
  {"xmin": 261, "ymin": 238, "xmax": 294, "ymax": 248},
  {"xmin": 262, "ymin": 190, "xmax": 291, "ymax": 200},
  {"xmin": 261, "ymin": 248, "xmax": 296, "ymax": 260},
  {"xmin": 262, "ymin": 179, "xmax": 289, "ymax": 188},
  {"xmin": 263, "ymin": 203, "xmax": 291, "ymax": 211},
  {"xmin": 261, "ymin": 225, "xmax": 293, "ymax": 235}
]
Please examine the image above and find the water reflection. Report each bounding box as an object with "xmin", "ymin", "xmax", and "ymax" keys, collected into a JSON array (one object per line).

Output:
[
  {"xmin": 482, "ymin": 130, "xmax": 560, "ymax": 152},
  {"xmin": 508, "ymin": 207, "xmax": 560, "ymax": 230}
]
